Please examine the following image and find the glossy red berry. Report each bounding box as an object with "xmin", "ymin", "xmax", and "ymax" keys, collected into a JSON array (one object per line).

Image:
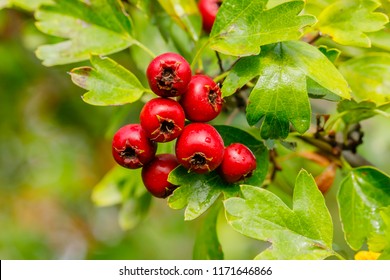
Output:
[
  {"xmin": 198, "ymin": 0, "xmax": 222, "ymax": 33},
  {"xmin": 219, "ymin": 143, "xmax": 257, "ymax": 183},
  {"xmin": 179, "ymin": 74, "xmax": 223, "ymax": 122},
  {"xmin": 141, "ymin": 154, "xmax": 179, "ymax": 198},
  {"xmin": 140, "ymin": 98, "xmax": 185, "ymax": 142},
  {"xmin": 146, "ymin": 52, "xmax": 192, "ymax": 97},
  {"xmin": 112, "ymin": 124, "xmax": 157, "ymax": 169},
  {"xmin": 175, "ymin": 123, "xmax": 224, "ymax": 174}
]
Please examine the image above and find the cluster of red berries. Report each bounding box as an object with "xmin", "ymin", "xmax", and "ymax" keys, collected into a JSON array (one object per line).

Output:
[{"xmin": 112, "ymin": 52, "xmax": 256, "ymax": 198}]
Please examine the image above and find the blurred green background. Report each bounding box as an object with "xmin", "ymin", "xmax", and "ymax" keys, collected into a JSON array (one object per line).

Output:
[
  {"xmin": 0, "ymin": 8, "xmax": 262, "ymax": 260},
  {"xmin": 1, "ymin": 7, "xmax": 389, "ymax": 260}
]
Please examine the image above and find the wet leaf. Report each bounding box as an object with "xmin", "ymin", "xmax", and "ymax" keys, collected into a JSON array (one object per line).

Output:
[{"xmin": 223, "ymin": 41, "xmax": 350, "ymax": 139}]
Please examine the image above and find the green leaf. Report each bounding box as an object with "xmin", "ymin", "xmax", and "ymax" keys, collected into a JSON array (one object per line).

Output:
[
  {"xmin": 339, "ymin": 53, "xmax": 390, "ymax": 104},
  {"xmin": 91, "ymin": 166, "xmax": 152, "ymax": 230},
  {"xmin": 317, "ymin": 0, "xmax": 389, "ymax": 47},
  {"xmin": 338, "ymin": 167, "xmax": 390, "ymax": 251},
  {"xmin": 224, "ymin": 169, "xmax": 335, "ymax": 260},
  {"xmin": 168, "ymin": 126, "xmax": 268, "ymax": 220},
  {"xmin": 168, "ymin": 166, "xmax": 240, "ymax": 220},
  {"xmin": 337, "ymin": 99, "xmax": 390, "ymax": 124},
  {"xmin": 223, "ymin": 41, "xmax": 350, "ymax": 139},
  {"xmin": 368, "ymin": 206, "xmax": 390, "ymax": 255},
  {"xmin": 92, "ymin": 166, "xmax": 142, "ymax": 207},
  {"xmin": 193, "ymin": 204, "xmax": 224, "ymax": 260},
  {"xmin": 317, "ymin": 45, "xmax": 341, "ymax": 63},
  {"xmin": 208, "ymin": 0, "xmax": 316, "ymax": 56},
  {"xmin": 157, "ymin": 0, "xmax": 201, "ymax": 42},
  {"xmin": 70, "ymin": 55, "xmax": 146, "ymax": 106},
  {"xmin": 35, "ymin": 0, "xmax": 137, "ymax": 66}
]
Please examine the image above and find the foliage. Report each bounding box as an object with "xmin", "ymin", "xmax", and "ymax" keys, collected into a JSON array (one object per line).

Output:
[{"xmin": 1, "ymin": 0, "xmax": 390, "ymax": 260}]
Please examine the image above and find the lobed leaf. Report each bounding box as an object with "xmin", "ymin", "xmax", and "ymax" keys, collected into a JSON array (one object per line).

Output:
[
  {"xmin": 209, "ymin": 0, "xmax": 316, "ymax": 56},
  {"xmin": 317, "ymin": 0, "xmax": 389, "ymax": 47},
  {"xmin": 35, "ymin": 0, "xmax": 136, "ymax": 66},
  {"xmin": 224, "ymin": 169, "xmax": 335, "ymax": 259},
  {"xmin": 338, "ymin": 167, "xmax": 390, "ymax": 251},
  {"xmin": 168, "ymin": 165, "xmax": 239, "ymax": 221},
  {"xmin": 223, "ymin": 41, "xmax": 350, "ymax": 139},
  {"xmin": 339, "ymin": 53, "xmax": 390, "ymax": 104},
  {"xmin": 70, "ymin": 55, "xmax": 147, "ymax": 106}
]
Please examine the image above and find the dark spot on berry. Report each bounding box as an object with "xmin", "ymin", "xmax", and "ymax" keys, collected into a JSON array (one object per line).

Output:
[
  {"xmin": 190, "ymin": 153, "xmax": 207, "ymax": 166},
  {"xmin": 160, "ymin": 119, "xmax": 175, "ymax": 134},
  {"xmin": 120, "ymin": 147, "xmax": 136, "ymax": 159}
]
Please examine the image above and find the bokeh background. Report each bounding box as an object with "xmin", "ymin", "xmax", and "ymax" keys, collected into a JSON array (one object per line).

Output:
[
  {"xmin": 1, "ymin": 7, "xmax": 389, "ymax": 260},
  {"xmin": 0, "ymin": 8, "xmax": 262, "ymax": 260}
]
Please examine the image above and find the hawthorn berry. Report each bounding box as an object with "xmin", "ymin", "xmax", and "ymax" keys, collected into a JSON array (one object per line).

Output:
[
  {"xmin": 198, "ymin": 0, "xmax": 222, "ymax": 33},
  {"xmin": 146, "ymin": 52, "xmax": 192, "ymax": 97},
  {"xmin": 175, "ymin": 123, "xmax": 224, "ymax": 174},
  {"xmin": 219, "ymin": 143, "xmax": 257, "ymax": 183},
  {"xmin": 112, "ymin": 124, "xmax": 157, "ymax": 169},
  {"xmin": 141, "ymin": 154, "xmax": 179, "ymax": 198},
  {"xmin": 179, "ymin": 74, "xmax": 223, "ymax": 122},
  {"xmin": 140, "ymin": 98, "xmax": 185, "ymax": 142}
]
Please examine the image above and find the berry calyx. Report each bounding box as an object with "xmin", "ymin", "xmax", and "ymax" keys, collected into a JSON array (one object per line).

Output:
[
  {"xmin": 219, "ymin": 143, "xmax": 257, "ymax": 183},
  {"xmin": 112, "ymin": 124, "xmax": 157, "ymax": 169},
  {"xmin": 140, "ymin": 98, "xmax": 185, "ymax": 142},
  {"xmin": 198, "ymin": 0, "xmax": 222, "ymax": 33},
  {"xmin": 179, "ymin": 74, "xmax": 223, "ymax": 122},
  {"xmin": 175, "ymin": 123, "xmax": 224, "ymax": 174},
  {"xmin": 141, "ymin": 154, "xmax": 179, "ymax": 198},
  {"xmin": 146, "ymin": 52, "xmax": 192, "ymax": 97}
]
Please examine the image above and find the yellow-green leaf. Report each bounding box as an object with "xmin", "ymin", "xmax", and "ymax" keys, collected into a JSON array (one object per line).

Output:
[
  {"xmin": 339, "ymin": 53, "xmax": 390, "ymax": 104},
  {"xmin": 317, "ymin": 0, "xmax": 389, "ymax": 47}
]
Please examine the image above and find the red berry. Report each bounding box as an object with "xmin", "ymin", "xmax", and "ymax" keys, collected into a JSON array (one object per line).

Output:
[
  {"xmin": 175, "ymin": 123, "xmax": 224, "ymax": 174},
  {"xmin": 112, "ymin": 124, "xmax": 157, "ymax": 169},
  {"xmin": 219, "ymin": 143, "xmax": 257, "ymax": 183},
  {"xmin": 198, "ymin": 0, "xmax": 222, "ymax": 33},
  {"xmin": 146, "ymin": 52, "xmax": 192, "ymax": 97},
  {"xmin": 179, "ymin": 74, "xmax": 223, "ymax": 122},
  {"xmin": 140, "ymin": 98, "xmax": 185, "ymax": 142},
  {"xmin": 141, "ymin": 154, "xmax": 179, "ymax": 198}
]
